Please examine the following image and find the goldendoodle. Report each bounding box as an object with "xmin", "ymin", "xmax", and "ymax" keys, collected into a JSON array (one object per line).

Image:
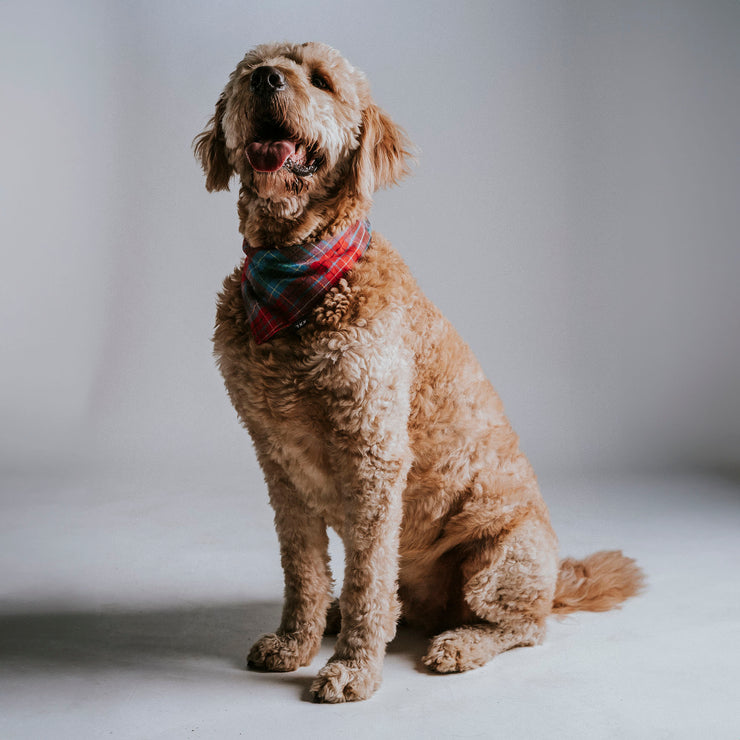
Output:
[{"xmin": 194, "ymin": 41, "xmax": 643, "ymax": 703}]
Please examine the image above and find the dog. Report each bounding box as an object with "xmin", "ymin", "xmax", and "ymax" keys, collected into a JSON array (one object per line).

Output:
[{"xmin": 194, "ymin": 41, "xmax": 644, "ymax": 703}]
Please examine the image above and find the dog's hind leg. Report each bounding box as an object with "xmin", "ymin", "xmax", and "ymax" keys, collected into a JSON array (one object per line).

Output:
[
  {"xmin": 423, "ymin": 620, "xmax": 545, "ymax": 673},
  {"xmin": 423, "ymin": 516, "xmax": 558, "ymax": 673}
]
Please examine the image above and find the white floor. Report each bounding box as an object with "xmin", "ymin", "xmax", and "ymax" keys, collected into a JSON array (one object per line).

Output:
[{"xmin": 1, "ymin": 467, "xmax": 738, "ymax": 739}]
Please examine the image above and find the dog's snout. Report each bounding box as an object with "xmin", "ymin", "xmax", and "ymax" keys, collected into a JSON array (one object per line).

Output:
[{"xmin": 250, "ymin": 66, "xmax": 286, "ymax": 94}]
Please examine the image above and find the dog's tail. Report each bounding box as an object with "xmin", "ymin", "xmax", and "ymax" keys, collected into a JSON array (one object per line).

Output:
[{"xmin": 551, "ymin": 550, "xmax": 645, "ymax": 615}]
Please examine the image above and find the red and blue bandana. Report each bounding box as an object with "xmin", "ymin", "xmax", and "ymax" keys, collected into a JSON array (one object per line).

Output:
[{"xmin": 241, "ymin": 220, "xmax": 372, "ymax": 344}]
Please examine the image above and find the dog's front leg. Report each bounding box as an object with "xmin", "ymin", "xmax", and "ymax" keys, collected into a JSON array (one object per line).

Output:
[
  {"xmin": 310, "ymin": 444, "xmax": 409, "ymax": 703},
  {"xmin": 248, "ymin": 465, "xmax": 332, "ymax": 672}
]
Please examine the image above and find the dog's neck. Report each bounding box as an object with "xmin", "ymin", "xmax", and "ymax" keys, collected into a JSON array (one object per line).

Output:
[
  {"xmin": 236, "ymin": 175, "xmax": 372, "ymax": 249},
  {"xmin": 241, "ymin": 219, "xmax": 371, "ymax": 343}
]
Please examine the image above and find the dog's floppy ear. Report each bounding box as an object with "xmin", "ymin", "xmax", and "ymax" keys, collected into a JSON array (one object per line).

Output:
[
  {"xmin": 349, "ymin": 103, "xmax": 415, "ymax": 201},
  {"xmin": 193, "ymin": 94, "xmax": 233, "ymax": 192}
]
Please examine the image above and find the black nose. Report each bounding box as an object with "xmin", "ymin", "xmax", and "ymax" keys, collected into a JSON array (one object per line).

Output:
[{"xmin": 250, "ymin": 66, "xmax": 286, "ymax": 94}]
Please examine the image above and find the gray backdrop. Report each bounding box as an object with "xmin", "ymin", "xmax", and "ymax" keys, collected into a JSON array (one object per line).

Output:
[{"xmin": 2, "ymin": 0, "xmax": 739, "ymax": 478}]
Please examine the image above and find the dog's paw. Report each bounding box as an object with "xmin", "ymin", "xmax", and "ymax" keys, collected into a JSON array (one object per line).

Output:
[
  {"xmin": 422, "ymin": 629, "xmax": 489, "ymax": 674},
  {"xmin": 247, "ymin": 632, "xmax": 316, "ymax": 672},
  {"xmin": 310, "ymin": 660, "xmax": 380, "ymax": 703}
]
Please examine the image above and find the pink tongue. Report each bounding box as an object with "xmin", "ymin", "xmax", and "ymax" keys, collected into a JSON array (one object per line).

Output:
[{"xmin": 246, "ymin": 140, "xmax": 296, "ymax": 172}]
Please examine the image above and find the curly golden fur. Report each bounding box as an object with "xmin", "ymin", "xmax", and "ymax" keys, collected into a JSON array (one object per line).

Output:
[{"xmin": 195, "ymin": 41, "xmax": 644, "ymax": 703}]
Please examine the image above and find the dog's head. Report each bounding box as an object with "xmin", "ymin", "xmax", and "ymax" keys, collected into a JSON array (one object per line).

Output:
[{"xmin": 194, "ymin": 42, "xmax": 414, "ymax": 244}]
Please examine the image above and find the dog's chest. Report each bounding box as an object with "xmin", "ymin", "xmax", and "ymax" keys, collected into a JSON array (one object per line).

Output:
[
  {"xmin": 265, "ymin": 407, "xmax": 345, "ymax": 527},
  {"xmin": 246, "ymin": 351, "xmax": 348, "ymax": 521},
  {"xmin": 213, "ymin": 239, "xmax": 411, "ymax": 531}
]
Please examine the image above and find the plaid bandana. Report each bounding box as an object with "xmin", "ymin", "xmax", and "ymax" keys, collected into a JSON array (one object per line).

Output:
[{"xmin": 241, "ymin": 220, "xmax": 372, "ymax": 344}]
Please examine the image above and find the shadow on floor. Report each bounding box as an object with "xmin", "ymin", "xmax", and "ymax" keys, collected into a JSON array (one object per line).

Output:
[
  {"xmin": 0, "ymin": 601, "xmax": 282, "ymax": 671},
  {"xmin": 0, "ymin": 601, "xmax": 431, "ymax": 677}
]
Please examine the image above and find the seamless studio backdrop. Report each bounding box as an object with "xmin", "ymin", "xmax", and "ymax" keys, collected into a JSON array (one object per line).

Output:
[{"xmin": 1, "ymin": 1, "xmax": 739, "ymax": 739}]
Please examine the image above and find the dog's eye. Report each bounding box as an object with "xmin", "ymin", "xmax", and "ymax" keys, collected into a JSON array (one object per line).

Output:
[{"xmin": 310, "ymin": 71, "xmax": 332, "ymax": 91}]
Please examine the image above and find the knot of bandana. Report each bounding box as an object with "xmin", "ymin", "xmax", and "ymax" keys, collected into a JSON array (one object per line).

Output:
[{"xmin": 241, "ymin": 220, "xmax": 372, "ymax": 344}]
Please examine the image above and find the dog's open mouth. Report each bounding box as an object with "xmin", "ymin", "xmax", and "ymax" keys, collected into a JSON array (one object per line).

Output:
[{"xmin": 246, "ymin": 121, "xmax": 320, "ymax": 177}]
